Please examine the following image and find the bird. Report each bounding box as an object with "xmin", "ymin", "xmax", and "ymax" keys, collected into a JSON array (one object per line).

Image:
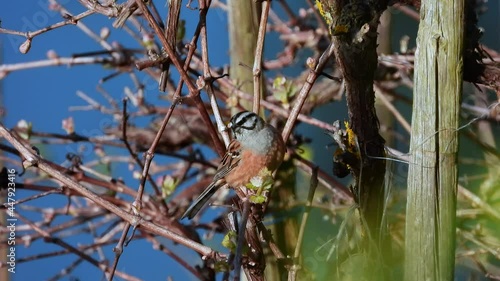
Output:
[{"xmin": 181, "ymin": 111, "xmax": 286, "ymax": 220}]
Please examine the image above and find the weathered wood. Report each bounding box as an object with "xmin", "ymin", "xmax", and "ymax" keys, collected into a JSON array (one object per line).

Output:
[{"xmin": 405, "ymin": 0, "xmax": 464, "ymax": 280}]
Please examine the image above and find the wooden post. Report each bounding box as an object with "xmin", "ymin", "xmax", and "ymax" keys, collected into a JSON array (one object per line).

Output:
[{"xmin": 405, "ymin": 0, "xmax": 464, "ymax": 280}]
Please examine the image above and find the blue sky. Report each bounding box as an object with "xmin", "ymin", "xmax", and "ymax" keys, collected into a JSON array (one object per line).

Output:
[
  {"xmin": 1, "ymin": 1, "xmax": 230, "ymax": 280},
  {"xmin": 3, "ymin": 1, "xmax": 499, "ymax": 281},
  {"xmin": 1, "ymin": 1, "xmax": 323, "ymax": 280}
]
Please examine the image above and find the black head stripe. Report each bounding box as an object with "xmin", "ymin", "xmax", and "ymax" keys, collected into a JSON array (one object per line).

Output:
[{"xmin": 231, "ymin": 111, "xmax": 258, "ymax": 131}]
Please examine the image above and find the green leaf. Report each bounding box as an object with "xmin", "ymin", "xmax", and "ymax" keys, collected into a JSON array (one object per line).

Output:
[{"xmin": 221, "ymin": 230, "xmax": 237, "ymax": 252}]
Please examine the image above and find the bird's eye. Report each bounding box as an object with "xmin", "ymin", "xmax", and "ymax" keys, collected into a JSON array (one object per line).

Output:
[{"xmin": 229, "ymin": 111, "xmax": 261, "ymax": 134}]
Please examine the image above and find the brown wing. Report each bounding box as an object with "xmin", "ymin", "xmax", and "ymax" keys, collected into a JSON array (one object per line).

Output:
[{"xmin": 212, "ymin": 139, "xmax": 242, "ymax": 182}]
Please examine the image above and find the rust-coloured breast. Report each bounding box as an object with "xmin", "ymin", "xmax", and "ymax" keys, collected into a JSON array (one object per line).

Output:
[
  {"xmin": 224, "ymin": 149, "xmax": 267, "ymax": 187},
  {"xmin": 224, "ymin": 131, "xmax": 285, "ymax": 187}
]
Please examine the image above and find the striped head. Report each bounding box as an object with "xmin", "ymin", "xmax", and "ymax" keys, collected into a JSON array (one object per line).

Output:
[{"xmin": 228, "ymin": 111, "xmax": 266, "ymax": 140}]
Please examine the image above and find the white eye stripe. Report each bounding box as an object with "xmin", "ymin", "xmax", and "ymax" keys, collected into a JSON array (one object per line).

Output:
[{"xmin": 230, "ymin": 111, "xmax": 259, "ymax": 130}]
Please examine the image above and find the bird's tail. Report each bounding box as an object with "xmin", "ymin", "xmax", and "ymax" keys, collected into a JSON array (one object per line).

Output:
[{"xmin": 181, "ymin": 180, "xmax": 222, "ymax": 219}]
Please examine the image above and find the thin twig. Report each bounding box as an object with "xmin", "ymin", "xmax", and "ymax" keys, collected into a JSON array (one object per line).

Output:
[
  {"xmin": 374, "ymin": 84, "xmax": 411, "ymax": 133},
  {"xmin": 0, "ymin": 9, "xmax": 94, "ymax": 40},
  {"xmin": 252, "ymin": 0, "xmax": 271, "ymax": 113},
  {"xmin": 15, "ymin": 212, "xmax": 140, "ymax": 281},
  {"xmin": 197, "ymin": 0, "xmax": 231, "ymax": 146},
  {"xmin": 0, "ymin": 125, "xmax": 217, "ymax": 257},
  {"xmin": 233, "ymin": 199, "xmax": 251, "ymax": 281},
  {"xmin": 281, "ymin": 42, "xmax": 336, "ymax": 142},
  {"xmin": 288, "ymin": 167, "xmax": 319, "ymax": 281},
  {"xmin": 133, "ymin": 0, "xmax": 225, "ymax": 155},
  {"xmin": 121, "ymin": 98, "xmax": 164, "ymax": 208}
]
